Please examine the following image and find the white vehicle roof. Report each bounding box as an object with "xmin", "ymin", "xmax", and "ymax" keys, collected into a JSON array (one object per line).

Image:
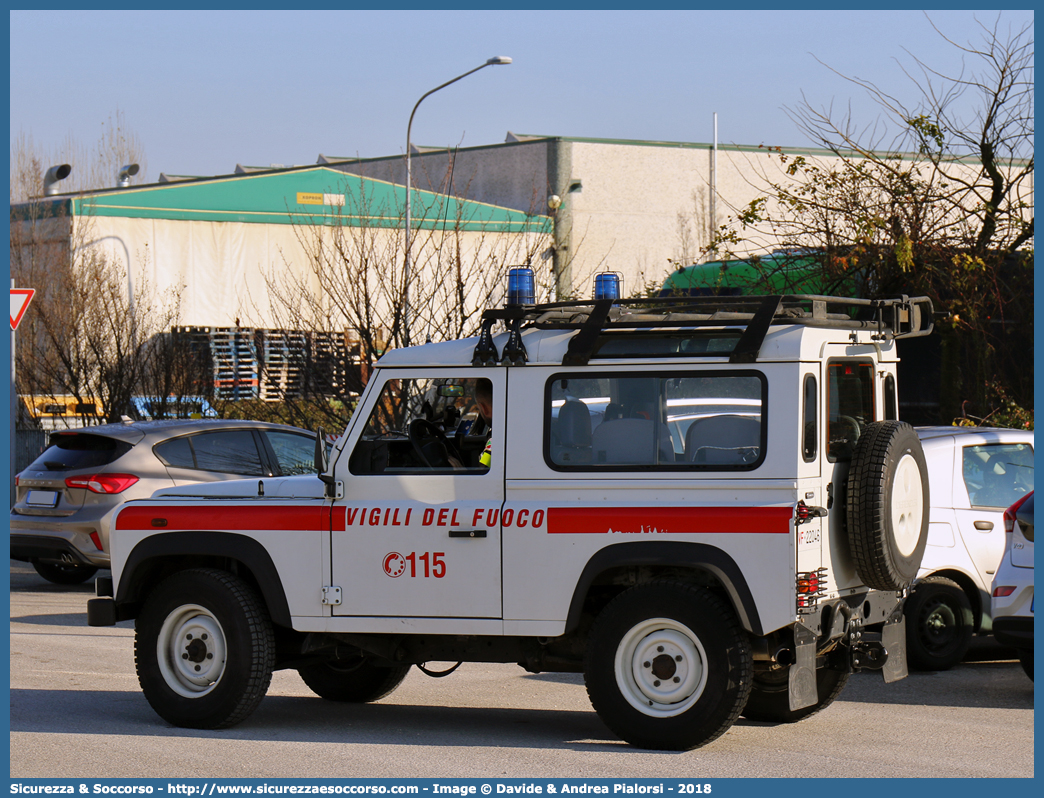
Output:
[
  {"xmin": 916, "ymin": 426, "xmax": 1034, "ymax": 448},
  {"xmin": 378, "ymin": 295, "xmax": 934, "ymax": 369}
]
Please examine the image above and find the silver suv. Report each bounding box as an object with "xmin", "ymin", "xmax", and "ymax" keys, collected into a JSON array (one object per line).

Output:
[{"xmin": 11, "ymin": 419, "xmax": 317, "ymax": 584}]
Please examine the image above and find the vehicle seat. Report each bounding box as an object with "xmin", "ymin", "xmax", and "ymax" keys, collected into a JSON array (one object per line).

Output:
[
  {"xmin": 553, "ymin": 400, "xmax": 593, "ymax": 464},
  {"xmin": 591, "ymin": 418, "xmax": 674, "ymax": 465},
  {"xmin": 685, "ymin": 414, "xmax": 761, "ymax": 465}
]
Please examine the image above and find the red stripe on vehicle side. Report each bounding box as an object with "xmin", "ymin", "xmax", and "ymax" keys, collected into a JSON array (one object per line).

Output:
[
  {"xmin": 116, "ymin": 504, "xmax": 336, "ymax": 532},
  {"xmin": 546, "ymin": 506, "xmax": 792, "ymax": 535}
]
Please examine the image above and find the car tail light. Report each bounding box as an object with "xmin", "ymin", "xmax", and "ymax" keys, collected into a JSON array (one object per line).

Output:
[
  {"xmin": 1003, "ymin": 493, "xmax": 1033, "ymax": 535},
  {"xmin": 64, "ymin": 473, "xmax": 140, "ymax": 494},
  {"xmin": 992, "ymin": 586, "xmax": 1016, "ymax": 598}
]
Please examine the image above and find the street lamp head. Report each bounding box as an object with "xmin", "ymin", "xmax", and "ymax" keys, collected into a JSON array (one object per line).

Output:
[{"xmin": 486, "ymin": 56, "xmax": 512, "ymax": 65}]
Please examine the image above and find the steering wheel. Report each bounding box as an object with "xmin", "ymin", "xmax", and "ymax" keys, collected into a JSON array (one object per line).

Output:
[{"xmin": 408, "ymin": 419, "xmax": 454, "ymax": 468}]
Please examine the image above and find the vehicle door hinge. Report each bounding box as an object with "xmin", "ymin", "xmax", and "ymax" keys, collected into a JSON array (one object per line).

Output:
[
  {"xmin": 320, "ymin": 477, "xmax": 344, "ymax": 500},
  {"xmin": 321, "ymin": 586, "xmax": 342, "ymax": 606}
]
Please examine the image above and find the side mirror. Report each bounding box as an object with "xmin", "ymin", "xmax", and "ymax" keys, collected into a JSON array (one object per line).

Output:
[
  {"xmin": 314, "ymin": 427, "xmax": 330, "ymax": 474},
  {"xmin": 315, "ymin": 427, "xmax": 338, "ymax": 498}
]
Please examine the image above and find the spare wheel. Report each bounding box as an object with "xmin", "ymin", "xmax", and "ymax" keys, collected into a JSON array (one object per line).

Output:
[{"xmin": 845, "ymin": 421, "xmax": 929, "ymax": 591}]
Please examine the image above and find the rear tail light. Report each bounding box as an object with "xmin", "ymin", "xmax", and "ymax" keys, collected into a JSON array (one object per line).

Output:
[
  {"xmin": 992, "ymin": 586, "xmax": 1016, "ymax": 598},
  {"xmin": 64, "ymin": 473, "xmax": 140, "ymax": 494},
  {"xmin": 1003, "ymin": 493, "xmax": 1033, "ymax": 535}
]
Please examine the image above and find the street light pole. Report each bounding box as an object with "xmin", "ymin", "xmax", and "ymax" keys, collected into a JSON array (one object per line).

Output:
[{"xmin": 403, "ymin": 56, "xmax": 512, "ymax": 347}]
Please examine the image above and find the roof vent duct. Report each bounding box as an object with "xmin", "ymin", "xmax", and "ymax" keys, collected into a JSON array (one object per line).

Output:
[
  {"xmin": 117, "ymin": 163, "xmax": 140, "ymax": 188},
  {"xmin": 43, "ymin": 164, "xmax": 72, "ymax": 196}
]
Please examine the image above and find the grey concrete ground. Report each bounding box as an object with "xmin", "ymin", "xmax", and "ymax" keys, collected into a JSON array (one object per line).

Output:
[{"xmin": 9, "ymin": 560, "xmax": 1034, "ymax": 779}]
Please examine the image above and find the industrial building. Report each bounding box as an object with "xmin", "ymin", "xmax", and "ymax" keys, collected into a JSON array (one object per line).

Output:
[
  {"xmin": 324, "ymin": 133, "xmax": 1013, "ymax": 296},
  {"xmin": 11, "ymin": 165, "xmax": 551, "ymax": 412}
]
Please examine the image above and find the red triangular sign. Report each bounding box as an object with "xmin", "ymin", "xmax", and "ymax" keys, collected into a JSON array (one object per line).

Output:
[{"xmin": 10, "ymin": 288, "xmax": 35, "ymax": 331}]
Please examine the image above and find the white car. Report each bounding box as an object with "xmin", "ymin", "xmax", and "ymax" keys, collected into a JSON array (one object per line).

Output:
[
  {"xmin": 906, "ymin": 427, "xmax": 1034, "ymax": 670},
  {"xmin": 991, "ymin": 492, "xmax": 1034, "ymax": 680}
]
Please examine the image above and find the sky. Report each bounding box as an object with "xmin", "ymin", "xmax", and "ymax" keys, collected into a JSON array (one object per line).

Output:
[{"xmin": 8, "ymin": 8, "xmax": 1036, "ymax": 184}]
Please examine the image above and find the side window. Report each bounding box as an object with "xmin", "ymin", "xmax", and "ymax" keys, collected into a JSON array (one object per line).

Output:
[
  {"xmin": 154, "ymin": 436, "xmax": 195, "ymax": 469},
  {"xmin": 962, "ymin": 443, "xmax": 1034, "ymax": 508},
  {"xmin": 191, "ymin": 431, "xmax": 265, "ymax": 475},
  {"xmin": 546, "ymin": 371, "xmax": 765, "ymax": 470},
  {"xmin": 827, "ymin": 361, "xmax": 875, "ymax": 461},
  {"xmin": 349, "ymin": 377, "xmax": 492, "ymax": 475},
  {"xmin": 802, "ymin": 374, "xmax": 817, "ymax": 462},
  {"xmin": 266, "ymin": 431, "xmax": 316, "ymax": 476}
]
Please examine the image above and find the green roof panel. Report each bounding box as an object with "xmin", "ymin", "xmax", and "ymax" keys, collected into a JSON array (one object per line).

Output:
[{"xmin": 45, "ymin": 167, "xmax": 548, "ymax": 234}]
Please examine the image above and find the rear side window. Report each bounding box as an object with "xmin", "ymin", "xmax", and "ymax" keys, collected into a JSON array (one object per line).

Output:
[
  {"xmin": 962, "ymin": 443, "xmax": 1034, "ymax": 508},
  {"xmin": 802, "ymin": 374, "xmax": 817, "ymax": 462},
  {"xmin": 827, "ymin": 361, "xmax": 875, "ymax": 461},
  {"xmin": 28, "ymin": 434, "xmax": 132, "ymax": 472},
  {"xmin": 546, "ymin": 371, "xmax": 765, "ymax": 471},
  {"xmin": 155, "ymin": 430, "xmax": 265, "ymax": 476}
]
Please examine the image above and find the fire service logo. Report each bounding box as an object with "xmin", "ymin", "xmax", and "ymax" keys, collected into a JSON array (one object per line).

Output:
[{"xmin": 383, "ymin": 552, "xmax": 407, "ymax": 577}]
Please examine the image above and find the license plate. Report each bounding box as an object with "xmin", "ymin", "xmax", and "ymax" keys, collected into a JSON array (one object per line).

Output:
[{"xmin": 26, "ymin": 490, "xmax": 59, "ymax": 508}]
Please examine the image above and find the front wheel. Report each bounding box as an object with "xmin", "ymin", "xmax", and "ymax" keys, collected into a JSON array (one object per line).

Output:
[
  {"xmin": 135, "ymin": 568, "xmax": 275, "ymax": 729},
  {"xmin": 584, "ymin": 582, "xmax": 752, "ymax": 751},
  {"xmin": 741, "ymin": 666, "xmax": 850, "ymax": 722},
  {"xmin": 298, "ymin": 656, "xmax": 411, "ymax": 702},
  {"xmin": 904, "ymin": 577, "xmax": 973, "ymax": 671}
]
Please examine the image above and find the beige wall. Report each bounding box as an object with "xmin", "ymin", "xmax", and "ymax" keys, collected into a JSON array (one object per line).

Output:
[{"xmin": 70, "ymin": 214, "xmax": 550, "ymax": 330}]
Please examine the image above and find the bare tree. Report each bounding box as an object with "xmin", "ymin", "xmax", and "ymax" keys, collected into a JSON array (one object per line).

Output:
[
  {"xmin": 10, "ymin": 116, "xmax": 192, "ymax": 426},
  {"xmin": 242, "ymin": 173, "xmax": 556, "ymax": 430},
  {"xmin": 704, "ymin": 14, "xmax": 1033, "ymax": 425},
  {"xmin": 12, "ymin": 205, "xmax": 184, "ymax": 424}
]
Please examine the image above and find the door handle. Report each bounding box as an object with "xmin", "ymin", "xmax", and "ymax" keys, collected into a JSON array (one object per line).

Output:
[
  {"xmin": 448, "ymin": 529, "xmax": 487, "ymax": 538},
  {"xmin": 973, "ymin": 520, "xmax": 994, "ymax": 531}
]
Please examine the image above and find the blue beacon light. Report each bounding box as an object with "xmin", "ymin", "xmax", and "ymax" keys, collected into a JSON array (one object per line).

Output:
[
  {"xmin": 594, "ymin": 272, "xmax": 622, "ymax": 301},
  {"xmin": 506, "ymin": 267, "xmax": 535, "ymax": 305}
]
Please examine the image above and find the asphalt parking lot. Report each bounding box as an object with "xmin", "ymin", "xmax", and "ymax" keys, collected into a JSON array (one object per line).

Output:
[{"xmin": 8, "ymin": 560, "xmax": 1034, "ymax": 779}]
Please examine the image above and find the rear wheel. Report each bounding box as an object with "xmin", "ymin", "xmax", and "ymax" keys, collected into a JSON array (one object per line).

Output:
[
  {"xmin": 584, "ymin": 582, "xmax": 752, "ymax": 750},
  {"xmin": 33, "ymin": 560, "xmax": 98, "ymax": 585},
  {"xmin": 297, "ymin": 656, "xmax": 411, "ymax": 702},
  {"xmin": 135, "ymin": 568, "xmax": 275, "ymax": 729},
  {"xmin": 904, "ymin": 577, "xmax": 973, "ymax": 671},
  {"xmin": 742, "ymin": 666, "xmax": 850, "ymax": 722}
]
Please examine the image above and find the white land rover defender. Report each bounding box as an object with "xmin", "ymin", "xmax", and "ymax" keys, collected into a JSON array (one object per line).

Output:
[{"xmin": 88, "ymin": 291, "xmax": 934, "ymax": 751}]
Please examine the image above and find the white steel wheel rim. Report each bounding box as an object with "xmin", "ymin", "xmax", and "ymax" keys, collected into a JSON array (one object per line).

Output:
[
  {"xmin": 157, "ymin": 604, "xmax": 227, "ymax": 698},
  {"xmin": 891, "ymin": 454, "xmax": 924, "ymax": 557},
  {"xmin": 614, "ymin": 617, "xmax": 708, "ymax": 717}
]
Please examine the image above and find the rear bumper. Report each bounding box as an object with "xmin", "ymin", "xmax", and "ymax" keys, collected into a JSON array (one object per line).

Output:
[
  {"xmin": 9, "ymin": 533, "xmax": 106, "ymax": 567},
  {"xmin": 992, "ymin": 616, "xmax": 1034, "ymax": 650}
]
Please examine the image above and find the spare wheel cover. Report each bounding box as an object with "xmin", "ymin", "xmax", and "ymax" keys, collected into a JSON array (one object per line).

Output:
[{"xmin": 845, "ymin": 421, "xmax": 930, "ymax": 591}]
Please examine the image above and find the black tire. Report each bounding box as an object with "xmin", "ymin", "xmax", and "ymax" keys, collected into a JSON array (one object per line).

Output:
[
  {"xmin": 583, "ymin": 582, "xmax": 752, "ymax": 751},
  {"xmin": 298, "ymin": 657, "xmax": 411, "ymax": 702},
  {"xmin": 904, "ymin": 577, "xmax": 974, "ymax": 671},
  {"xmin": 742, "ymin": 666, "xmax": 850, "ymax": 723},
  {"xmin": 1018, "ymin": 649, "xmax": 1033, "ymax": 681},
  {"xmin": 846, "ymin": 421, "xmax": 929, "ymax": 591},
  {"xmin": 134, "ymin": 568, "xmax": 275, "ymax": 729},
  {"xmin": 33, "ymin": 561, "xmax": 98, "ymax": 585}
]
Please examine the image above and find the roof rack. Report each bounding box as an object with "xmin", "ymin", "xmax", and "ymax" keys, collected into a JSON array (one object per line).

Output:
[{"xmin": 472, "ymin": 294, "xmax": 934, "ymax": 367}]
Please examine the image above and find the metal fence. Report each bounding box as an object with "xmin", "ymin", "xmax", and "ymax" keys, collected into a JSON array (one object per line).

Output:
[{"xmin": 14, "ymin": 429, "xmax": 48, "ymax": 473}]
